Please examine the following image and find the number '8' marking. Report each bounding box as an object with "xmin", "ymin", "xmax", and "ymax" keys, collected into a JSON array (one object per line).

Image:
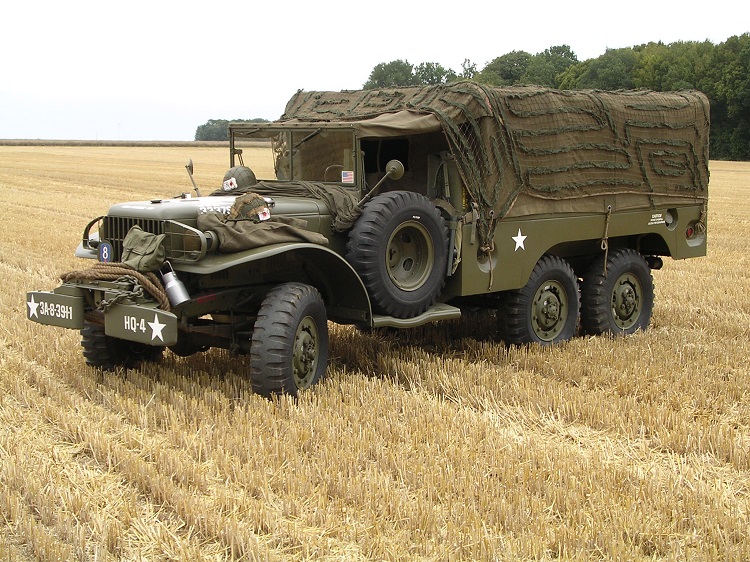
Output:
[{"xmin": 99, "ymin": 242, "xmax": 113, "ymax": 262}]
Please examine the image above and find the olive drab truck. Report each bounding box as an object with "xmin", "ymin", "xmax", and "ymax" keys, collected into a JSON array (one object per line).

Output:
[{"xmin": 27, "ymin": 82, "xmax": 709, "ymax": 397}]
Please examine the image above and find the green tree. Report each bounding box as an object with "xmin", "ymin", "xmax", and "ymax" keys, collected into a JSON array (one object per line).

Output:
[
  {"xmin": 413, "ymin": 62, "xmax": 457, "ymax": 85},
  {"xmin": 633, "ymin": 41, "xmax": 714, "ymax": 91},
  {"xmin": 363, "ymin": 60, "xmax": 416, "ymax": 89},
  {"xmin": 631, "ymin": 41, "xmax": 670, "ymax": 90},
  {"xmin": 460, "ymin": 59, "xmax": 478, "ymax": 80},
  {"xmin": 476, "ymin": 51, "xmax": 531, "ymax": 86},
  {"xmin": 522, "ymin": 45, "xmax": 578, "ymax": 87},
  {"xmin": 575, "ymin": 48, "xmax": 638, "ymax": 89},
  {"xmin": 712, "ymin": 34, "xmax": 750, "ymax": 159},
  {"xmin": 195, "ymin": 118, "xmax": 268, "ymax": 141},
  {"xmin": 557, "ymin": 60, "xmax": 589, "ymax": 90}
]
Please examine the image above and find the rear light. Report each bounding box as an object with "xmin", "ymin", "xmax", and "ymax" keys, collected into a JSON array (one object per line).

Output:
[{"xmin": 684, "ymin": 220, "xmax": 705, "ymax": 247}]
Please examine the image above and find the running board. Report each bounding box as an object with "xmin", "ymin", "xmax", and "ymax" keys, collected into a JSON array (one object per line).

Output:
[{"xmin": 372, "ymin": 303, "xmax": 461, "ymax": 329}]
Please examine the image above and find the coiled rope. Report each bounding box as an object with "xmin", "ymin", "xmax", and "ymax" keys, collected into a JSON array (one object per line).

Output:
[{"xmin": 60, "ymin": 262, "xmax": 171, "ymax": 312}]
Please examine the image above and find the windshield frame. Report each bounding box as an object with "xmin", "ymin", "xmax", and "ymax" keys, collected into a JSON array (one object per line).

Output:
[{"xmin": 229, "ymin": 122, "xmax": 361, "ymax": 189}]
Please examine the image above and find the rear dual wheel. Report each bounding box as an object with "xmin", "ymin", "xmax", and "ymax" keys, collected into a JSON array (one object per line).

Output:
[{"xmin": 581, "ymin": 249, "xmax": 654, "ymax": 335}]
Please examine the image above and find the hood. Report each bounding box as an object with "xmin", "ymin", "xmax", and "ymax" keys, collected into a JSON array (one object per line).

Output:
[{"xmin": 106, "ymin": 194, "xmax": 330, "ymax": 223}]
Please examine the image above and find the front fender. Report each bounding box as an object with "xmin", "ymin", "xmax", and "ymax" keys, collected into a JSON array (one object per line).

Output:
[{"xmin": 175, "ymin": 243, "xmax": 372, "ymax": 325}]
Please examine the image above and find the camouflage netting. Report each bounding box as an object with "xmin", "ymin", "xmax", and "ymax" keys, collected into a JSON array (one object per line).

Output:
[{"xmin": 281, "ymin": 81, "xmax": 710, "ymax": 227}]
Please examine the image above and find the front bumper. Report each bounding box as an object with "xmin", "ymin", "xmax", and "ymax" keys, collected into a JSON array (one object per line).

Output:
[{"xmin": 26, "ymin": 285, "xmax": 178, "ymax": 346}]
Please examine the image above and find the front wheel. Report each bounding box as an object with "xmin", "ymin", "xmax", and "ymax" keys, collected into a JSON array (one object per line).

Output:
[
  {"xmin": 581, "ymin": 249, "xmax": 654, "ymax": 335},
  {"xmin": 499, "ymin": 255, "xmax": 580, "ymax": 345},
  {"xmin": 249, "ymin": 283, "xmax": 329, "ymax": 398},
  {"xmin": 81, "ymin": 321, "xmax": 163, "ymax": 370}
]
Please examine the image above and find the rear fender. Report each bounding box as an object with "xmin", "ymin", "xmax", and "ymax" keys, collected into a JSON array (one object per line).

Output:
[{"xmin": 176, "ymin": 243, "xmax": 372, "ymax": 325}]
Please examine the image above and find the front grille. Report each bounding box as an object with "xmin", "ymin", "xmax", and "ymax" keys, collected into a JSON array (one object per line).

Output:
[{"xmin": 102, "ymin": 217, "xmax": 164, "ymax": 262}]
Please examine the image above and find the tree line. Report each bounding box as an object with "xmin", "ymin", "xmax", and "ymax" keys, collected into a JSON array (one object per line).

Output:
[
  {"xmin": 194, "ymin": 118, "xmax": 269, "ymax": 142},
  {"xmin": 196, "ymin": 34, "xmax": 749, "ymax": 160}
]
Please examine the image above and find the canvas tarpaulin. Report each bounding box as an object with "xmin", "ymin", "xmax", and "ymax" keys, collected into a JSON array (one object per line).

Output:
[
  {"xmin": 281, "ymin": 111, "xmax": 443, "ymax": 137},
  {"xmin": 197, "ymin": 212, "xmax": 329, "ymax": 253},
  {"xmin": 211, "ymin": 180, "xmax": 362, "ymax": 232},
  {"xmin": 282, "ymin": 82, "xmax": 710, "ymax": 226}
]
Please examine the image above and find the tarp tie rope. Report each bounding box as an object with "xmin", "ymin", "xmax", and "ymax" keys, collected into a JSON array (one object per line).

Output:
[
  {"xmin": 601, "ymin": 205, "xmax": 612, "ymax": 275},
  {"xmin": 696, "ymin": 200, "xmax": 708, "ymax": 234},
  {"xmin": 482, "ymin": 210, "xmax": 497, "ymax": 289},
  {"xmin": 481, "ymin": 240, "xmax": 495, "ymax": 290}
]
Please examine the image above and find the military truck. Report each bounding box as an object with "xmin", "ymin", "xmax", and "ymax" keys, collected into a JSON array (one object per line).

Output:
[{"xmin": 27, "ymin": 82, "xmax": 709, "ymax": 397}]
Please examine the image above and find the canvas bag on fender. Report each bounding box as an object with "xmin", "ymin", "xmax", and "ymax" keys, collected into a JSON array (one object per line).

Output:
[{"xmin": 120, "ymin": 225, "xmax": 166, "ymax": 272}]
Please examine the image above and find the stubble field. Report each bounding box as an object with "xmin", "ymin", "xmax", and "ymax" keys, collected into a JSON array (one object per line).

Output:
[{"xmin": 0, "ymin": 146, "xmax": 748, "ymax": 561}]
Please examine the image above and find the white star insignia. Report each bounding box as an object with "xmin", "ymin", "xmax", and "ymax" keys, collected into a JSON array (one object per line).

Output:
[
  {"xmin": 27, "ymin": 295, "xmax": 39, "ymax": 318},
  {"xmin": 512, "ymin": 228, "xmax": 527, "ymax": 251},
  {"xmin": 147, "ymin": 314, "xmax": 166, "ymax": 342}
]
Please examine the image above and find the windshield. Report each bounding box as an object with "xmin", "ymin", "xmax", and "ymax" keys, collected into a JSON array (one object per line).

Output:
[{"xmin": 231, "ymin": 127, "xmax": 358, "ymax": 186}]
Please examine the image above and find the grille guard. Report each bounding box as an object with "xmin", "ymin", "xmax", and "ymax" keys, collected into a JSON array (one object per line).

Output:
[{"xmin": 82, "ymin": 216, "xmax": 215, "ymax": 264}]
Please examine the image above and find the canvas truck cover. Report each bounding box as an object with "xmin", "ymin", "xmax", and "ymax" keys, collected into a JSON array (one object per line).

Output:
[{"xmin": 281, "ymin": 81, "xmax": 709, "ymax": 222}]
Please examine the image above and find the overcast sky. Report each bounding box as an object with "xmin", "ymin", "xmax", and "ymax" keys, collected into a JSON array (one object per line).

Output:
[{"xmin": 1, "ymin": 1, "xmax": 746, "ymax": 141}]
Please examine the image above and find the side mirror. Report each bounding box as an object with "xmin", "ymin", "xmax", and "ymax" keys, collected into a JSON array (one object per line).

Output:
[
  {"xmin": 385, "ymin": 159, "xmax": 404, "ymax": 180},
  {"xmin": 357, "ymin": 159, "xmax": 406, "ymax": 207},
  {"xmin": 185, "ymin": 158, "xmax": 200, "ymax": 196}
]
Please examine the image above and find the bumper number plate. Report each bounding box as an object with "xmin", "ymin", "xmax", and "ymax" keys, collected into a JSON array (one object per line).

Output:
[
  {"xmin": 105, "ymin": 304, "xmax": 177, "ymax": 346},
  {"xmin": 26, "ymin": 291, "xmax": 84, "ymax": 329}
]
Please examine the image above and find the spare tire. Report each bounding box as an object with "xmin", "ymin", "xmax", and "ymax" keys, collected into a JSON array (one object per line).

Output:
[{"xmin": 346, "ymin": 191, "xmax": 448, "ymax": 318}]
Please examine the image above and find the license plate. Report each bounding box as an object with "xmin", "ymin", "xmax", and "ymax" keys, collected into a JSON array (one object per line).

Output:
[{"xmin": 26, "ymin": 291, "xmax": 84, "ymax": 329}]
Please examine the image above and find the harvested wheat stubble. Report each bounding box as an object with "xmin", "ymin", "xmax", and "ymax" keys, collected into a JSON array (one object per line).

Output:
[{"xmin": 1, "ymin": 147, "xmax": 749, "ymax": 560}]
